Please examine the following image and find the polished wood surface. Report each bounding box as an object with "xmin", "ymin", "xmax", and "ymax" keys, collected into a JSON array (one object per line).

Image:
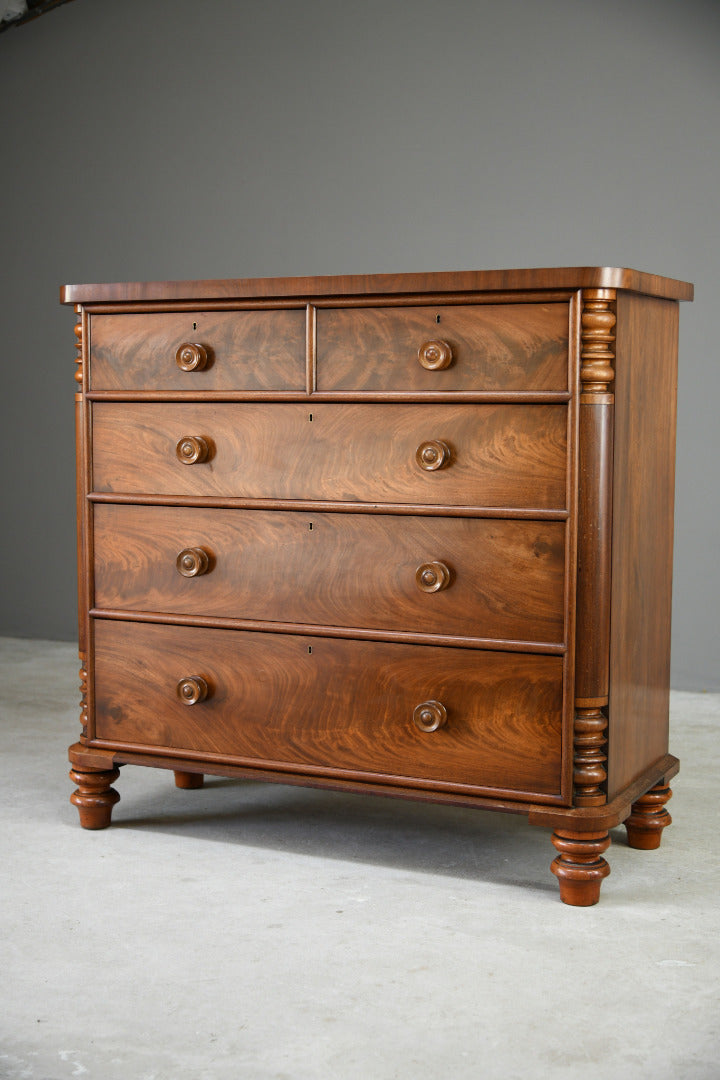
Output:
[
  {"xmin": 69, "ymin": 764, "xmax": 120, "ymax": 829},
  {"xmin": 607, "ymin": 294, "xmax": 679, "ymax": 798},
  {"xmin": 573, "ymin": 289, "xmax": 615, "ymax": 807},
  {"xmin": 317, "ymin": 303, "xmax": 568, "ymax": 392},
  {"xmin": 624, "ymin": 782, "xmax": 673, "ymax": 849},
  {"xmin": 93, "ymin": 619, "xmax": 564, "ymax": 797},
  {"xmin": 65, "ymin": 265, "xmax": 692, "ymax": 905},
  {"xmin": 91, "ymin": 401, "xmax": 568, "ymax": 508},
  {"xmin": 61, "ymin": 266, "xmax": 694, "ymax": 305},
  {"xmin": 93, "ymin": 504, "xmax": 566, "ymax": 643},
  {"xmin": 550, "ymin": 829, "xmax": 611, "ymax": 906},
  {"xmin": 174, "ymin": 770, "xmax": 204, "ymax": 789},
  {"xmin": 89, "ymin": 309, "xmax": 305, "ymax": 391}
]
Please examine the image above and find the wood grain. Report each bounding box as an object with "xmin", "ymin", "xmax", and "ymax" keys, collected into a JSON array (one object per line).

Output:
[
  {"xmin": 91, "ymin": 401, "xmax": 568, "ymax": 509},
  {"xmin": 89, "ymin": 309, "xmax": 305, "ymax": 391},
  {"xmin": 317, "ymin": 303, "xmax": 568, "ymax": 392},
  {"xmin": 607, "ymin": 293, "xmax": 679, "ymax": 798},
  {"xmin": 93, "ymin": 504, "xmax": 566, "ymax": 644},
  {"xmin": 92, "ymin": 620, "xmax": 564, "ymax": 797},
  {"xmin": 61, "ymin": 266, "xmax": 695, "ymax": 306}
]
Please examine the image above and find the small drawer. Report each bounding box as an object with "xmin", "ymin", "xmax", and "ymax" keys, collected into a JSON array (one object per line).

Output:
[
  {"xmin": 316, "ymin": 303, "xmax": 569, "ymax": 392},
  {"xmin": 88, "ymin": 309, "xmax": 306, "ymax": 391},
  {"xmin": 93, "ymin": 504, "xmax": 566, "ymax": 644},
  {"xmin": 93, "ymin": 620, "xmax": 565, "ymax": 798},
  {"xmin": 91, "ymin": 401, "xmax": 568, "ymax": 509}
]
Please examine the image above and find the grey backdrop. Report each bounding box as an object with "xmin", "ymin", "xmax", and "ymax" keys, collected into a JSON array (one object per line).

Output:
[{"xmin": 1, "ymin": 0, "xmax": 717, "ymax": 689}]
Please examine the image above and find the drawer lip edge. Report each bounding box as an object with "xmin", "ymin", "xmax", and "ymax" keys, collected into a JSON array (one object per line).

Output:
[
  {"xmin": 85, "ymin": 390, "xmax": 573, "ymax": 403},
  {"xmin": 85, "ymin": 737, "xmax": 567, "ymax": 805},
  {"xmin": 87, "ymin": 495, "xmax": 570, "ymax": 520},
  {"xmin": 89, "ymin": 608, "xmax": 567, "ymax": 655}
]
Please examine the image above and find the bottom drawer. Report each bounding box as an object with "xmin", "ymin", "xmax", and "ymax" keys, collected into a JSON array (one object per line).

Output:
[{"xmin": 92, "ymin": 620, "xmax": 565, "ymax": 799}]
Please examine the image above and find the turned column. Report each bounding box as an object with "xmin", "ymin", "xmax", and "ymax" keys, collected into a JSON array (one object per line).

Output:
[
  {"xmin": 551, "ymin": 289, "xmax": 615, "ymax": 905},
  {"xmin": 74, "ymin": 306, "xmax": 90, "ymax": 742},
  {"xmin": 69, "ymin": 306, "xmax": 123, "ymax": 829}
]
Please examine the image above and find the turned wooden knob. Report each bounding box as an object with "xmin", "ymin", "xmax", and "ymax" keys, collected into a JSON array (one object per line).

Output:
[
  {"xmin": 176, "ymin": 342, "xmax": 209, "ymax": 371},
  {"xmin": 176, "ymin": 675, "xmax": 209, "ymax": 705},
  {"xmin": 176, "ymin": 547, "xmax": 210, "ymax": 577},
  {"xmin": 416, "ymin": 561, "xmax": 451, "ymax": 593},
  {"xmin": 413, "ymin": 700, "xmax": 447, "ymax": 733},
  {"xmin": 176, "ymin": 435, "xmax": 209, "ymax": 464},
  {"xmin": 415, "ymin": 440, "xmax": 451, "ymax": 471},
  {"xmin": 418, "ymin": 339, "xmax": 453, "ymax": 370}
]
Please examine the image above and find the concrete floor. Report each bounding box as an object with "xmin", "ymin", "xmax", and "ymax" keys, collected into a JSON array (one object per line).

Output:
[{"xmin": 1, "ymin": 636, "xmax": 718, "ymax": 1080}]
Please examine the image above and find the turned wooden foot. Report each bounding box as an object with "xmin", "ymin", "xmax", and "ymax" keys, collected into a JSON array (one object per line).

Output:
[
  {"xmin": 69, "ymin": 766, "xmax": 120, "ymax": 829},
  {"xmin": 624, "ymin": 783, "xmax": 672, "ymax": 849},
  {"xmin": 551, "ymin": 829, "xmax": 611, "ymax": 906},
  {"xmin": 174, "ymin": 770, "xmax": 204, "ymax": 789}
]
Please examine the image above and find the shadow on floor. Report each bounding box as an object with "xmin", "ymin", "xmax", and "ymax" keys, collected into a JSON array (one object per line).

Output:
[{"xmin": 106, "ymin": 773, "xmax": 564, "ymax": 893}]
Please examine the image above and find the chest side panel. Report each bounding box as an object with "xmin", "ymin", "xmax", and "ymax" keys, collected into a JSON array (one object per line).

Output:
[{"xmin": 607, "ymin": 293, "xmax": 678, "ymax": 797}]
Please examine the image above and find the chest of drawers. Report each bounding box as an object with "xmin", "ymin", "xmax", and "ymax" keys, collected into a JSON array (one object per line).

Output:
[{"xmin": 62, "ymin": 266, "xmax": 693, "ymax": 905}]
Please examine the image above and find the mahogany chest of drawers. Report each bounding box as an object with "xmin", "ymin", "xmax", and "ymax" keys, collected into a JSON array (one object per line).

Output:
[{"xmin": 62, "ymin": 266, "xmax": 693, "ymax": 905}]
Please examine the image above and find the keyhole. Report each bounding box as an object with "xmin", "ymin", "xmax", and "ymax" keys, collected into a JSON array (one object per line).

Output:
[
  {"xmin": 192, "ymin": 322, "xmax": 197, "ymax": 330},
  {"xmin": 308, "ymin": 645, "xmax": 313, "ymax": 654},
  {"xmin": 309, "ymin": 413, "xmax": 313, "ymax": 422},
  {"xmin": 436, "ymin": 314, "xmax": 441, "ymax": 323},
  {"xmin": 308, "ymin": 522, "xmax": 313, "ymax": 531}
]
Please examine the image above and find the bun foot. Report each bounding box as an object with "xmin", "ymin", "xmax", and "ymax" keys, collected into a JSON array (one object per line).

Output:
[
  {"xmin": 174, "ymin": 770, "xmax": 204, "ymax": 789},
  {"xmin": 550, "ymin": 829, "xmax": 611, "ymax": 906},
  {"xmin": 69, "ymin": 766, "xmax": 120, "ymax": 829},
  {"xmin": 624, "ymin": 783, "xmax": 672, "ymax": 849}
]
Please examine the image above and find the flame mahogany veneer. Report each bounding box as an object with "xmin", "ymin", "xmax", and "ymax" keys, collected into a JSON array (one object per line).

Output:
[{"xmin": 63, "ymin": 266, "xmax": 693, "ymax": 905}]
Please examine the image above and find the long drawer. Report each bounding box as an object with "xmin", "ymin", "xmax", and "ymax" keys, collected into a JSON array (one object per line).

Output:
[
  {"xmin": 316, "ymin": 303, "xmax": 569, "ymax": 392},
  {"xmin": 88, "ymin": 309, "xmax": 306, "ymax": 391},
  {"xmin": 91, "ymin": 402, "xmax": 568, "ymax": 508},
  {"xmin": 93, "ymin": 504, "xmax": 566, "ymax": 643},
  {"xmin": 93, "ymin": 620, "xmax": 564, "ymax": 798}
]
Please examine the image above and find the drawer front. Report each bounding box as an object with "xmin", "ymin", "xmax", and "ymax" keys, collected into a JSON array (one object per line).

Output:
[
  {"xmin": 317, "ymin": 303, "xmax": 568, "ymax": 392},
  {"xmin": 89, "ymin": 309, "xmax": 306, "ymax": 391},
  {"xmin": 94, "ymin": 504, "xmax": 566, "ymax": 644},
  {"xmin": 92, "ymin": 402, "xmax": 567, "ymax": 509},
  {"xmin": 93, "ymin": 620, "xmax": 564, "ymax": 797}
]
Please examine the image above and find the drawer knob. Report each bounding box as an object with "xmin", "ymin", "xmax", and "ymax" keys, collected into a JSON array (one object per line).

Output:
[
  {"xmin": 416, "ymin": 439, "xmax": 451, "ymax": 471},
  {"xmin": 176, "ymin": 547, "xmax": 210, "ymax": 577},
  {"xmin": 176, "ymin": 435, "xmax": 209, "ymax": 464},
  {"xmin": 176, "ymin": 675, "xmax": 209, "ymax": 705},
  {"xmin": 416, "ymin": 561, "xmax": 451, "ymax": 593},
  {"xmin": 418, "ymin": 339, "xmax": 453, "ymax": 370},
  {"xmin": 176, "ymin": 342, "xmax": 209, "ymax": 371},
  {"xmin": 413, "ymin": 700, "xmax": 447, "ymax": 733}
]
